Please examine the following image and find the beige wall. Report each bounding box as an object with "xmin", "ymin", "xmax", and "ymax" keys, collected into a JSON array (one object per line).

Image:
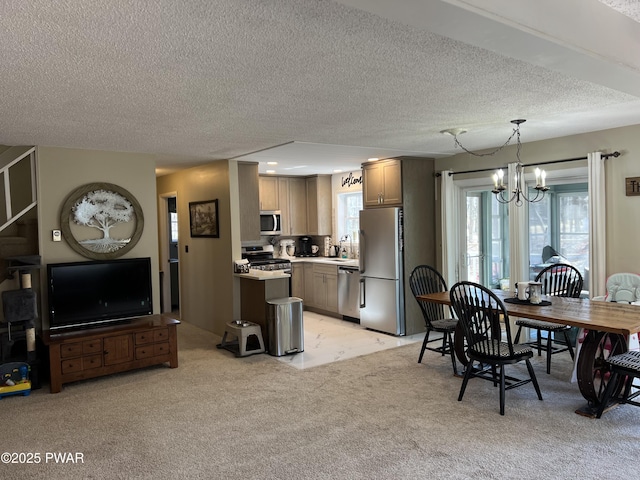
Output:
[
  {"xmin": 434, "ymin": 123, "xmax": 640, "ymax": 277},
  {"xmin": 36, "ymin": 146, "xmax": 160, "ymax": 329},
  {"xmin": 156, "ymin": 160, "xmax": 239, "ymax": 335}
]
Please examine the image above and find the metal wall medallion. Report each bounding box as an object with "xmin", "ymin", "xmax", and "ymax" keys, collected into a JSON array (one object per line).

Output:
[{"xmin": 60, "ymin": 182, "xmax": 144, "ymax": 260}]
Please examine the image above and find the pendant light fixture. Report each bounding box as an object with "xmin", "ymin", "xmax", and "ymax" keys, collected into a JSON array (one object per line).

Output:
[{"xmin": 442, "ymin": 119, "xmax": 549, "ymax": 206}]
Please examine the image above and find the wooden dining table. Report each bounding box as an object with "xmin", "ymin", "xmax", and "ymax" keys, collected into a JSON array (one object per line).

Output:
[{"xmin": 418, "ymin": 289, "xmax": 640, "ymax": 416}]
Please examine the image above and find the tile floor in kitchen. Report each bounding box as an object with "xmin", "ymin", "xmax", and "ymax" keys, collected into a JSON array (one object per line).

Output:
[{"xmin": 274, "ymin": 311, "xmax": 424, "ymax": 370}]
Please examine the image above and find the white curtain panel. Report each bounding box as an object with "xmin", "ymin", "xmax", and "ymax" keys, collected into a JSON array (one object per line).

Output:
[
  {"xmin": 507, "ymin": 162, "xmax": 529, "ymax": 294},
  {"xmin": 440, "ymin": 170, "xmax": 458, "ymax": 287},
  {"xmin": 588, "ymin": 151, "xmax": 606, "ymax": 298}
]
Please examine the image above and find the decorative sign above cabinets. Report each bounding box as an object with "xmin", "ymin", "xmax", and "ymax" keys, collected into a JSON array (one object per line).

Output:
[
  {"xmin": 626, "ymin": 177, "xmax": 640, "ymax": 196},
  {"xmin": 340, "ymin": 171, "xmax": 362, "ymax": 188}
]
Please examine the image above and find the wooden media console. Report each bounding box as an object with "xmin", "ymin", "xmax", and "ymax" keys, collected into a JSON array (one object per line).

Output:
[{"xmin": 43, "ymin": 314, "xmax": 179, "ymax": 393}]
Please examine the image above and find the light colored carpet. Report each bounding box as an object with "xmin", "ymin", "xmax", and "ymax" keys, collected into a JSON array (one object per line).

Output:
[{"xmin": 2, "ymin": 321, "xmax": 639, "ymax": 480}]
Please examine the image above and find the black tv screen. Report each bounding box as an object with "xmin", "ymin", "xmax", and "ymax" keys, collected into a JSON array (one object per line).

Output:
[{"xmin": 47, "ymin": 257, "xmax": 153, "ymax": 330}]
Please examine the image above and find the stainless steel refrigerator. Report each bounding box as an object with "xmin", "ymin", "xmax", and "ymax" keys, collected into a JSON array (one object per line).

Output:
[{"xmin": 359, "ymin": 207, "xmax": 405, "ymax": 335}]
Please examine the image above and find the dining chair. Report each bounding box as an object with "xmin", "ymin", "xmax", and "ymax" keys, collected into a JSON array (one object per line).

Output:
[
  {"xmin": 514, "ymin": 263, "xmax": 583, "ymax": 374},
  {"xmin": 596, "ymin": 350, "xmax": 640, "ymax": 418},
  {"xmin": 409, "ymin": 265, "xmax": 459, "ymax": 376},
  {"xmin": 449, "ymin": 281, "xmax": 543, "ymax": 415}
]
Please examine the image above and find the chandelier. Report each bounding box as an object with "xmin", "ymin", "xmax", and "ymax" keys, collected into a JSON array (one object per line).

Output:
[{"xmin": 443, "ymin": 119, "xmax": 549, "ymax": 206}]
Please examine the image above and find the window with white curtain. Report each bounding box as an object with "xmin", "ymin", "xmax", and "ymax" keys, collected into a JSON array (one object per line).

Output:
[
  {"xmin": 464, "ymin": 191, "xmax": 509, "ymax": 288},
  {"xmin": 528, "ymin": 183, "xmax": 589, "ymax": 284}
]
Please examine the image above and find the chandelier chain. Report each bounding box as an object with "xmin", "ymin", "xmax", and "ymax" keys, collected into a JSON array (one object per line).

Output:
[{"xmin": 453, "ymin": 127, "xmax": 518, "ymax": 157}]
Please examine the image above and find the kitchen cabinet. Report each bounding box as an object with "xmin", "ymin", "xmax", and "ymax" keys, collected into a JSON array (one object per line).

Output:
[
  {"xmin": 259, "ymin": 176, "xmax": 279, "ymax": 211},
  {"xmin": 311, "ymin": 264, "xmax": 338, "ymax": 313},
  {"xmin": 291, "ymin": 262, "xmax": 305, "ymax": 299},
  {"xmin": 278, "ymin": 177, "xmax": 307, "ymax": 236},
  {"xmin": 303, "ymin": 263, "xmax": 315, "ymax": 307},
  {"xmin": 306, "ymin": 175, "xmax": 332, "ymax": 235},
  {"xmin": 238, "ymin": 162, "xmax": 260, "ymax": 241},
  {"xmin": 362, "ymin": 159, "xmax": 402, "ymax": 208}
]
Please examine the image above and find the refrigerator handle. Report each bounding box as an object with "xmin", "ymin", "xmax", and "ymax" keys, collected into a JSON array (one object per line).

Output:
[
  {"xmin": 359, "ymin": 277, "xmax": 365, "ymax": 308},
  {"xmin": 359, "ymin": 229, "xmax": 365, "ymax": 273}
]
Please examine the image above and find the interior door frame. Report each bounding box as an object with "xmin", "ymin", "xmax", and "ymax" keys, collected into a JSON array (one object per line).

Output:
[{"xmin": 158, "ymin": 191, "xmax": 179, "ymax": 314}]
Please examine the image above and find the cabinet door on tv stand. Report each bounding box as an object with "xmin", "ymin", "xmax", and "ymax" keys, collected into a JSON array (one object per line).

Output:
[{"xmin": 103, "ymin": 334, "xmax": 134, "ymax": 365}]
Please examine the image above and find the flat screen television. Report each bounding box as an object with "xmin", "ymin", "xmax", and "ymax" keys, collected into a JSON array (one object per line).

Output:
[{"xmin": 47, "ymin": 257, "xmax": 153, "ymax": 330}]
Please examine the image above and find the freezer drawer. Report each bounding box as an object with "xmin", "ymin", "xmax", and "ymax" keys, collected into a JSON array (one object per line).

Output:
[
  {"xmin": 338, "ymin": 267, "xmax": 360, "ymax": 319},
  {"xmin": 360, "ymin": 276, "xmax": 404, "ymax": 335}
]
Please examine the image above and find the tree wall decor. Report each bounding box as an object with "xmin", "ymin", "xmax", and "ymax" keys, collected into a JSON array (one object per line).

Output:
[{"xmin": 60, "ymin": 182, "xmax": 144, "ymax": 260}]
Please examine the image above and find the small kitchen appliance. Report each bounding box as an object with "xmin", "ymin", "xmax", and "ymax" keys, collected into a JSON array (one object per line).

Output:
[
  {"xmin": 279, "ymin": 239, "xmax": 296, "ymax": 259},
  {"xmin": 259, "ymin": 210, "xmax": 282, "ymax": 236},
  {"xmin": 297, "ymin": 236, "xmax": 313, "ymax": 256}
]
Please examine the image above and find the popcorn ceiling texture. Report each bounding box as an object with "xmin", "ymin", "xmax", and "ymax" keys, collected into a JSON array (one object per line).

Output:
[
  {"xmin": 599, "ymin": 0, "xmax": 640, "ymax": 21},
  {"xmin": 0, "ymin": 0, "xmax": 639, "ymax": 173}
]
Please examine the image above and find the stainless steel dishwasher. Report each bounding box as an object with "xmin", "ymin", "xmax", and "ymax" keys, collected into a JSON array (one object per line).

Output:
[{"xmin": 338, "ymin": 265, "xmax": 360, "ymax": 321}]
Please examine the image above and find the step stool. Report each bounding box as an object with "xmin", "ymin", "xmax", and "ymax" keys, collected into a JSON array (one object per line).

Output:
[{"xmin": 217, "ymin": 321, "xmax": 265, "ymax": 357}]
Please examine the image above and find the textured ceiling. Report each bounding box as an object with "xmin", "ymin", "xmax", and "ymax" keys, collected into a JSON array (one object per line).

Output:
[
  {"xmin": 599, "ymin": 0, "xmax": 640, "ymax": 21},
  {"xmin": 1, "ymin": 0, "xmax": 639, "ymax": 176}
]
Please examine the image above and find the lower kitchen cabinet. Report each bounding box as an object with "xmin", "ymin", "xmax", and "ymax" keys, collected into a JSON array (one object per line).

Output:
[
  {"xmin": 296, "ymin": 261, "xmax": 340, "ymax": 316},
  {"xmin": 291, "ymin": 263, "xmax": 305, "ymax": 299},
  {"xmin": 303, "ymin": 263, "xmax": 315, "ymax": 306},
  {"xmin": 311, "ymin": 264, "xmax": 338, "ymax": 313}
]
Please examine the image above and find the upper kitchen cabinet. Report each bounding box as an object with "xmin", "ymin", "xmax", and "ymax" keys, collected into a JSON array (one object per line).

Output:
[
  {"xmin": 238, "ymin": 162, "xmax": 260, "ymax": 241},
  {"xmin": 306, "ymin": 175, "xmax": 332, "ymax": 236},
  {"xmin": 259, "ymin": 176, "xmax": 279, "ymax": 211},
  {"xmin": 362, "ymin": 159, "xmax": 402, "ymax": 208},
  {"xmin": 278, "ymin": 177, "xmax": 307, "ymax": 236}
]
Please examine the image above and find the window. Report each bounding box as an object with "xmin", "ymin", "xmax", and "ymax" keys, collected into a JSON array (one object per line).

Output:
[
  {"xmin": 529, "ymin": 183, "xmax": 589, "ymax": 283},
  {"xmin": 170, "ymin": 212, "xmax": 179, "ymax": 243},
  {"xmin": 464, "ymin": 191, "xmax": 509, "ymax": 288},
  {"xmin": 336, "ymin": 191, "xmax": 363, "ymax": 243}
]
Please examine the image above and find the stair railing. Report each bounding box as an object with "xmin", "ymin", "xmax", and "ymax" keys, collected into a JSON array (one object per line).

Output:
[{"xmin": 0, "ymin": 146, "xmax": 37, "ymax": 234}]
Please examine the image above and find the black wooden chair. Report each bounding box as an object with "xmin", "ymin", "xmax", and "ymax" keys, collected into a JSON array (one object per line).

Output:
[
  {"xmin": 409, "ymin": 265, "xmax": 459, "ymax": 375},
  {"xmin": 514, "ymin": 263, "xmax": 583, "ymax": 374},
  {"xmin": 450, "ymin": 281, "xmax": 543, "ymax": 415},
  {"xmin": 596, "ymin": 350, "xmax": 640, "ymax": 418}
]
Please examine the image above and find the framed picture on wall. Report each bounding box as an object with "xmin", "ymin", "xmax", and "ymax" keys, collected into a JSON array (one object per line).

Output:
[{"xmin": 189, "ymin": 199, "xmax": 219, "ymax": 238}]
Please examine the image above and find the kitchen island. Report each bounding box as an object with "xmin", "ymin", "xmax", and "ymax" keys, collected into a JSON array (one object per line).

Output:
[{"xmin": 236, "ymin": 270, "xmax": 290, "ymax": 346}]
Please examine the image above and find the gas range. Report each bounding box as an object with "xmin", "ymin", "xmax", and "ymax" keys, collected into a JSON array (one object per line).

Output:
[
  {"xmin": 241, "ymin": 245, "xmax": 291, "ymax": 271},
  {"xmin": 248, "ymin": 258, "xmax": 291, "ymax": 271}
]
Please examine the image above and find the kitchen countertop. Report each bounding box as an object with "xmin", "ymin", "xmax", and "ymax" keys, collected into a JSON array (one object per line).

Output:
[
  {"xmin": 235, "ymin": 270, "xmax": 291, "ymax": 280},
  {"xmin": 288, "ymin": 257, "xmax": 359, "ymax": 268}
]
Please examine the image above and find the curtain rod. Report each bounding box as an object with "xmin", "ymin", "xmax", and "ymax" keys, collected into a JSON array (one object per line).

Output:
[{"xmin": 435, "ymin": 151, "xmax": 620, "ymax": 177}]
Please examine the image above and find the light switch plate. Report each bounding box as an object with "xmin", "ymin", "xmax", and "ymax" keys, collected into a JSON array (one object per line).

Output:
[{"xmin": 52, "ymin": 230, "xmax": 62, "ymax": 242}]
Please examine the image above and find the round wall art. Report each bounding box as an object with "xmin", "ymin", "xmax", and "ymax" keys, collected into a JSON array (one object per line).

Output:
[{"xmin": 60, "ymin": 182, "xmax": 144, "ymax": 260}]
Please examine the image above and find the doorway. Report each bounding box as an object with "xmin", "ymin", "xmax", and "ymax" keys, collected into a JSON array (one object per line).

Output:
[
  {"xmin": 159, "ymin": 193, "xmax": 180, "ymax": 316},
  {"xmin": 462, "ymin": 191, "xmax": 508, "ymax": 288}
]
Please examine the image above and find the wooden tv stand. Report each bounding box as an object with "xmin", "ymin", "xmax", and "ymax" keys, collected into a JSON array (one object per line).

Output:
[{"xmin": 43, "ymin": 314, "xmax": 180, "ymax": 393}]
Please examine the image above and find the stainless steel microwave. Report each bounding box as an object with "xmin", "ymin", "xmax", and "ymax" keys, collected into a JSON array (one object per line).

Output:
[{"xmin": 260, "ymin": 210, "xmax": 282, "ymax": 236}]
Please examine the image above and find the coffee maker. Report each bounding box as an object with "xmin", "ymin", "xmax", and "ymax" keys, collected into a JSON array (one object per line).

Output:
[{"xmin": 298, "ymin": 236, "xmax": 313, "ymax": 256}]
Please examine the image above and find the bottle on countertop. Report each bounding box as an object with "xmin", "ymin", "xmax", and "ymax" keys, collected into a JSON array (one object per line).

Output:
[{"xmin": 341, "ymin": 247, "xmax": 348, "ymax": 259}]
